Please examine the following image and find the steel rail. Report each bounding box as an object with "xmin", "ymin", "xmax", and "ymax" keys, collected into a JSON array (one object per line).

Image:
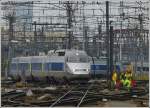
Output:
[
  {"xmin": 50, "ymin": 87, "xmax": 75, "ymax": 107},
  {"xmin": 1, "ymin": 82, "xmax": 148, "ymax": 107},
  {"xmin": 77, "ymin": 89, "xmax": 89, "ymax": 107},
  {"xmin": 50, "ymin": 84, "xmax": 90, "ymax": 107},
  {"xmin": 2, "ymin": 91, "xmax": 27, "ymax": 106},
  {"xmin": 77, "ymin": 83, "xmax": 93, "ymax": 107}
]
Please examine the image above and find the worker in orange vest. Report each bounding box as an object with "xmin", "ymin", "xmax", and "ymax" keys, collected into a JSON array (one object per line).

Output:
[{"xmin": 112, "ymin": 66, "xmax": 118, "ymax": 88}]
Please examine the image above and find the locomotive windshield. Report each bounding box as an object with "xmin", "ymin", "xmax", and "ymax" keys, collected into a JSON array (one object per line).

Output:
[{"xmin": 67, "ymin": 55, "xmax": 88, "ymax": 63}]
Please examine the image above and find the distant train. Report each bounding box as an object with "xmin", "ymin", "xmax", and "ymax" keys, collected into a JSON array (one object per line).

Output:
[
  {"xmin": 89, "ymin": 57, "xmax": 121, "ymax": 77},
  {"xmin": 122, "ymin": 62, "xmax": 149, "ymax": 80},
  {"xmin": 9, "ymin": 49, "xmax": 90, "ymax": 81},
  {"xmin": 90, "ymin": 58, "xmax": 149, "ymax": 76}
]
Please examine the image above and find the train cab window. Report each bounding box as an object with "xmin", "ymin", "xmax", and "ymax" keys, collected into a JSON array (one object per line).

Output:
[
  {"xmin": 143, "ymin": 67, "xmax": 149, "ymax": 71},
  {"xmin": 147, "ymin": 67, "xmax": 149, "ymax": 71},
  {"xmin": 58, "ymin": 52, "xmax": 65, "ymax": 56},
  {"xmin": 68, "ymin": 55, "xmax": 88, "ymax": 63},
  {"xmin": 80, "ymin": 56, "xmax": 88, "ymax": 62}
]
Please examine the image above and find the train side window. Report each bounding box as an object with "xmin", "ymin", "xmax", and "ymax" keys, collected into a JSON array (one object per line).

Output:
[
  {"xmin": 18, "ymin": 63, "xmax": 29, "ymax": 72},
  {"xmin": 51, "ymin": 63, "xmax": 64, "ymax": 71},
  {"xmin": 142, "ymin": 67, "xmax": 149, "ymax": 71},
  {"xmin": 137, "ymin": 67, "xmax": 140, "ymax": 71},
  {"xmin": 44, "ymin": 63, "xmax": 51, "ymax": 72},
  {"xmin": 31, "ymin": 63, "xmax": 42, "ymax": 72},
  {"xmin": 146, "ymin": 67, "xmax": 149, "ymax": 71},
  {"xmin": 143, "ymin": 67, "xmax": 146, "ymax": 71}
]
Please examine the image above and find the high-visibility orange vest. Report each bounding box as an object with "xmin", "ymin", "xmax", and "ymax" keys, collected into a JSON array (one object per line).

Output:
[{"xmin": 112, "ymin": 71, "xmax": 117, "ymax": 81}]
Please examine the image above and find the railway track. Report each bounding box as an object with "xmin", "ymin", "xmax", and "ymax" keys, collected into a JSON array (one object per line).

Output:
[
  {"xmin": 1, "ymin": 90, "xmax": 28, "ymax": 106},
  {"xmin": 50, "ymin": 83, "xmax": 93, "ymax": 107},
  {"xmin": 1, "ymin": 81, "xmax": 149, "ymax": 107},
  {"xmin": 49, "ymin": 82, "xmax": 148, "ymax": 107}
]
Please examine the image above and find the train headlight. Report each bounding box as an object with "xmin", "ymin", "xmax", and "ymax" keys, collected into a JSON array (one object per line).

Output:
[{"xmin": 87, "ymin": 69, "xmax": 90, "ymax": 71}]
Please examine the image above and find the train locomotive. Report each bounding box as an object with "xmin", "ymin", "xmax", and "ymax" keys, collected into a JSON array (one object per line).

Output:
[
  {"xmin": 9, "ymin": 49, "xmax": 149, "ymax": 82},
  {"xmin": 9, "ymin": 49, "xmax": 91, "ymax": 81}
]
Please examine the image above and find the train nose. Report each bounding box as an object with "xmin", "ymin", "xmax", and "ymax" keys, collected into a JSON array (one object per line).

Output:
[{"xmin": 67, "ymin": 63, "xmax": 90, "ymax": 74}]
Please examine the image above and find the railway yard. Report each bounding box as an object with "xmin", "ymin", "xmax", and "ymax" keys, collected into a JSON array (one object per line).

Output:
[
  {"xmin": 1, "ymin": 0, "xmax": 149, "ymax": 107},
  {"xmin": 1, "ymin": 79, "xmax": 149, "ymax": 107}
]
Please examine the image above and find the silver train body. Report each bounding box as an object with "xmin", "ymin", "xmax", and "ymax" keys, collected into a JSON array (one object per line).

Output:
[{"xmin": 9, "ymin": 49, "xmax": 90, "ymax": 80}]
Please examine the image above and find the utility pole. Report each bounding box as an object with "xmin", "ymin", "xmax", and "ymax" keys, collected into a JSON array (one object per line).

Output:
[
  {"xmin": 98, "ymin": 25, "xmax": 102, "ymax": 57},
  {"xmin": 41, "ymin": 26, "xmax": 44, "ymax": 41},
  {"xmin": 34, "ymin": 21, "xmax": 37, "ymax": 55},
  {"xmin": 93, "ymin": 35, "xmax": 97, "ymax": 57},
  {"xmin": 139, "ymin": 14, "xmax": 143, "ymax": 74},
  {"xmin": 110, "ymin": 26, "xmax": 114, "ymax": 78},
  {"xmin": 7, "ymin": 16, "xmax": 15, "ymax": 78},
  {"xmin": 34, "ymin": 21, "xmax": 37, "ymax": 42},
  {"xmin": 66, "ymin": 1, "xmax": 73, "ymax": 49},
  {"xmin": 8, "ymin": 16, "xmax": 14, "ymax": 41},
  {"xmin": 84, "ymin": 26, "xmax": 88, "ymax": 54},
  {"xmin": 119, "ymin": 1, "xmax": 124, "ymax": 71},
  {"xmin": 106, "ymin": 1, "xmax": 110, "ymax": 82},
  {"xmin": 23, "ymin": 22, "xmax": 26, "ymax": 41},
  {"xmin": 82, "ymin": 2, "xmax": 86, "ymax": 51}
]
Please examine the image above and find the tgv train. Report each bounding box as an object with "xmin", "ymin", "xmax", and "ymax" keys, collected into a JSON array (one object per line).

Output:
[
  {"xmin": 9, "ymin": 49, "xmax": 91, "ymax": 81},
  {"xmin": 9, "ymin": 49, "xmax": 149, "ymax": 81}
]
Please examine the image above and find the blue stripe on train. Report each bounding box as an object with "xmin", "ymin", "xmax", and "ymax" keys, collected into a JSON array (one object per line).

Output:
[
  {"xmin": 31, "ymin": 63, "xmax": 42, "ymax": 72},
  {"xmin": 91, "ymin": 65, "xmax": 107, "ymax": 70},
  {"xmin": 91, "ymin": 64, "xmax": 120, "ymax": 72},
  {"xmin": 19, "ymin": 63, "xmax": 29, "ymax": 70},
  {"xmin": 11, "ymin": 63, "xmax": 122, "ymax": 74},
  {"xmin": 10, "ymin": 63, "xmax": 29, "ymax": 70},
  {"xmin": 51, "ymin": 63, "xmax": 64, "ymax": 71},
  {"xmin": 10, "ymin": 62, "xmax": 64, "ymax": 72},
  {"xmin": 44, "ymin": 63, "xmax": 64, "ymax": 71},
  {"xmin": 32, "ymin": 62, "xmax": 64, "ymax": 71}
]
